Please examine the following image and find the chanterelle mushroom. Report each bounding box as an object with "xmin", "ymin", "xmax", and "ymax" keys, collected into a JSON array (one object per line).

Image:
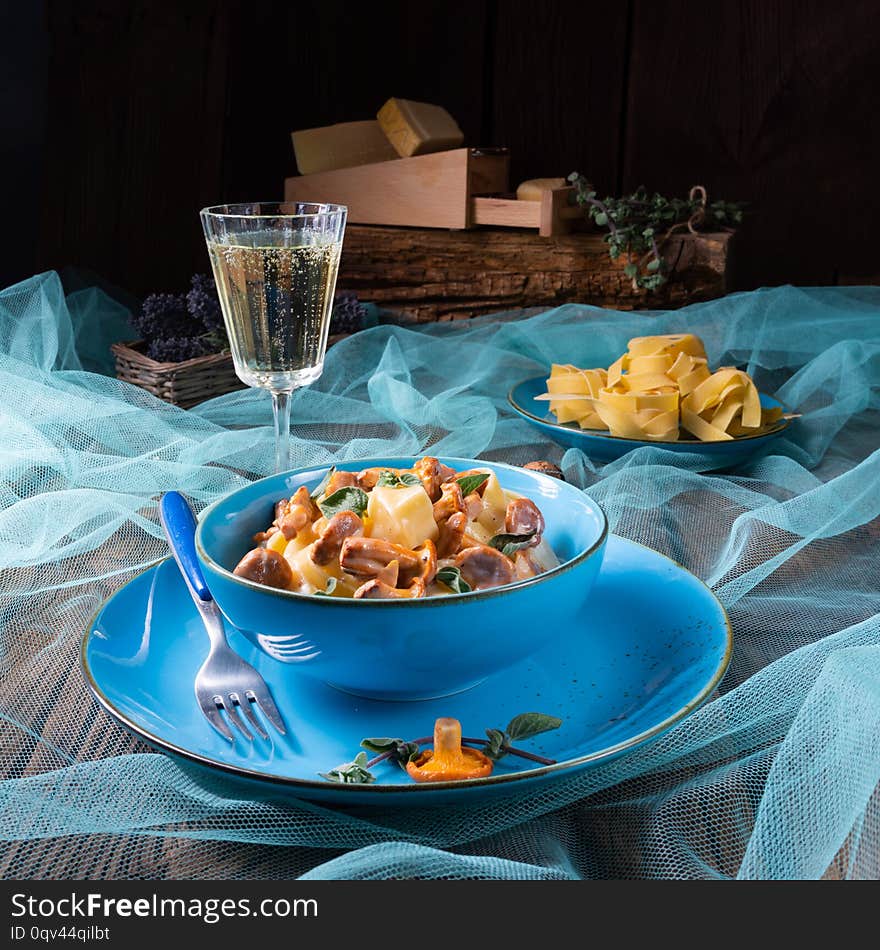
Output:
[
  {"xmin": 406, "ymin": 717, "xmax": 493, "ymax": 782},
  {"xmin": 410, "ymin": 539, "xmax": 438, "ymax": 586},
  {"xmin": 310, "ymin": 510, "xmax": 364, "ymax": 565},
  {"xmin": 433, "ymin": 480, "xmax": 465, "ymax": 522},
  {"xmin": 275, "ymin": 485, "xmax": 321, "ymax": 540},
  {"xmin": 437, "ymin": 510, "xmax": 467, "ymax": 558},
  {"xmin": 353, "ymin": 577, "xmax": 427, "ymax": 599},
  {"xmin": 504, "ymin": 498, "xmax": 544, "ymax": 545},
  {"xmin": 523, "ymin": 460, "xmax": 565, "ymax": 481},
  {"xmin": 463, "ymin": 491, "xmax": 483, "ymax": 521},
  {"xmin": 375, "ymin": 558, "xmax": 400, "ymax": 587},
  {"xmin": 325, "ymin": 470, "xmax": 359, "ymax": 494},
  {"xmin": 414, "ymin": 456, "xmax": 452, "ymax": 502},
  {"xmin": 355, "ymin": 467, "xmax": 389, "ymax": 490},
  {"xmin": 454, "ymin": 544, "xmax": 516, "ymax": 590},
  {"xmin": 233, "ymin": 547, "xmax": 293, "ymax": 590},
  {"xmin": 339, "ymin": 537, "xmax": 420, "ymax": 577}
]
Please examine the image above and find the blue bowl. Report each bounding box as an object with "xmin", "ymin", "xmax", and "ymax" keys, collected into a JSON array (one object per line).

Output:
[{"xmin": 196, "ymin": 457, "xmax": 608, "ymax": 701}]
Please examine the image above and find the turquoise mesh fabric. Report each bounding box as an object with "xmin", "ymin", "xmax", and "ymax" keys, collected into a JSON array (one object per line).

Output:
[{"xmin": 0, "ymin": 270, "xmax": 878, "ymax": 880}]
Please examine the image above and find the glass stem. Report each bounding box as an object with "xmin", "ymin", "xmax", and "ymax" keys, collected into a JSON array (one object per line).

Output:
[{"xmin": 271, "ymin": 390, "xmax": 292, "ymax": 474}]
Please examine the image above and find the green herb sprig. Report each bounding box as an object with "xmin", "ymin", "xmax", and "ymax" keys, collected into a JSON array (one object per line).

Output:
[
  {"xmin": 359, "ymin": 737, "xmax": 422, "ymax": 772},
  {"xmin": 310, "ymin": 466, "xmax": 336, "ymax": 501},
  {"xmin": 483, "ymin": 712, "xmax": 563, "ymax": 761},
  {"xmin": 568, "ymin": 174, "xmax": 744, "ymax": 291},
  {"xmin": 319, "ymin": 712, "xmax": 563, "ymax": 784},
  {"xmin": 318, "ymin": 486, "xmax": 368, "ymax": 519},
  {"xmin": 435, "ymin": 565, "xmax": 471, "ymax": 594},
  {"xmin": 488, "ymin": 531, "xmax": 537, "ymax": 557},
  {"xmin": 455, "ymin": 473, "xmax": 489, "ymax": 496},
  {"xmin": 376, "ymin": 470, "xmax": 422, "ymax": 488},
  {"xmin": 319, "ymin": 751, "xmax": 375, "ymax": 785}
]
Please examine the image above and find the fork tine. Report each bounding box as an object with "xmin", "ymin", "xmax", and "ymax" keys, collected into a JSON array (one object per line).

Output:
[
  {"xmin": 231, "ymin": 691, "xmax": 268, "ymax": 740},
  {"xmin": 251, "ymin": 687, "xmax": 286, "ymax": 736},
  {"xmin": 198, "ymin": 693, "xmax": 234, "ymax": 743},
  {"xmin": 221, "ymin": 695, "xmax": 254, "ymax": 741}
]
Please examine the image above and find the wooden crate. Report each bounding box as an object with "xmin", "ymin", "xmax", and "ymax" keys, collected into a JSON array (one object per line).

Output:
[
  {"xmin": 284, "ymin": 147, "xmax": 582, "ymax": 236},
  {"xmin": 338, "ymin": 225, "xmax": 735, "ymax": 323}
]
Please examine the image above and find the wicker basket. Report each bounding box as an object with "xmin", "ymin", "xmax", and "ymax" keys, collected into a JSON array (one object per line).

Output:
[
  {"xmin": 112, "ymin": 336, "xmax": 351, "ymax": 408},
  {"xmin": 111, "ymin": 340, "xmax": 245, "ymax": 408}
]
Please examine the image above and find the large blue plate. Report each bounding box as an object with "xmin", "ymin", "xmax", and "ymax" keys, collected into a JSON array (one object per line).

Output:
[
  {"xmin": 509, "ymin": 376, "xmax": 792, "ymax": 468},
  {"xmin": 82, "ymin": 536, "xmax": 731, "ymax": 805}
]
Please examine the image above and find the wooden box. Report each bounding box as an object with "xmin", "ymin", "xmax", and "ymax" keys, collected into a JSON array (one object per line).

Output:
[{"xmin": 283, "ymin": 147, "xmax": 581, "ymax": 236}]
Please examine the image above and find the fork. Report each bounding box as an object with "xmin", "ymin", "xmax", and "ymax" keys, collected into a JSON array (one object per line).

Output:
[{"xmin": 158, "ymin": 491, "xmax": 286, "ymax": 743}]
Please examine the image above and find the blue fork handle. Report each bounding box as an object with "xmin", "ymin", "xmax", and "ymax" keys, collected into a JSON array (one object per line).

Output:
[{"xmin": 159, "ymin": 491, "xmax": 212, "ymax": 602}]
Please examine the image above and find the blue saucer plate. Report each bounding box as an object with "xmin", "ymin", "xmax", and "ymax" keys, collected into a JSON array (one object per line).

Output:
[
  {"xmin": 509, "ymin": 376, "xmax": 792, "ymax": 468},
  {"xmin": 82, "ymin": 535, "xmax": 731, "ymax": 805}
]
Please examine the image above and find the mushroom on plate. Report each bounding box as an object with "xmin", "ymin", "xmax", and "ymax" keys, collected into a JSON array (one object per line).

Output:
[{"xmin": 406, "ymin": 717, "xmax": 493, "ymax": 782}]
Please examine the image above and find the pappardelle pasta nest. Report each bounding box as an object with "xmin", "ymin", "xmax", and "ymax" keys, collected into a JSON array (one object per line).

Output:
[
  {"xmin": 545, "ymin": 333, "xmax": 784, "ymax": 442},
  {"xmin": 232, "ymin": 459, "xmax": 559, "ymax": 600}
]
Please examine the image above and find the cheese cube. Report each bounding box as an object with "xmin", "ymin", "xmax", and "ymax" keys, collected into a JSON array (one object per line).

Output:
[
  {"xmin": 377, "ymin": 98, "xmax": 464, "ymax": 157},
  {"xmin": 516, "ymin": 178, "xmax": 567, "ymax": 201},
  {"xmin": 291, "ymin": 120, "xmax": 398, "ymax": 176},
  {"xmin": 366, "ymin": 485, "xmax": 438, "ymax": 550}
]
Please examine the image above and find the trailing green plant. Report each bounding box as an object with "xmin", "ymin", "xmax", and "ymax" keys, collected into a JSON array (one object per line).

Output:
[
  {"xmin": 319, "ymin": 712, "xmax": 563, "ymax": 784},
  {"xmin": 568, "ymin": 174, "xmax": 745, "ymax": 291}
]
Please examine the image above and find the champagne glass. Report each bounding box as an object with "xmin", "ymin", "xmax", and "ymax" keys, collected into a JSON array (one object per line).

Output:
[{"xmin": 200, "ymin": 202, "xmax": 347, "ymax": 473}]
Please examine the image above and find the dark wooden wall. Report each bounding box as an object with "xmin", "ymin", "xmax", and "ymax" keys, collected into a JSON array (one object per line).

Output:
[{"xmin": 14, "ymin": 0, "xmax": 880, "ymax": 297}]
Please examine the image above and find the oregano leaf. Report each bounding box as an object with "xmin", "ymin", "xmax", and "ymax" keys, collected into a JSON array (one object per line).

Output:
[
  {"xmin": 505, "ymin": 713, "xmax": 563, "ymax": 742},
  {"xmin": 484, "ymin": 728, "xmax": 507, "ymax": 761},
  {"xmin": 309, "ymin": 466, "xmax": 336, "ymax": 501},
  {"xmin": 318, "ymin": 751, "xmax": 375, "ymax": 784},
  {"xmin": 375, "ymin": 470, "xmax": 399, "ymax": 487},
  {"xmin": 456, "ymin": 472, "xmax": 490, "ymax": 497},
  {"xmin": 319, "ymin": 486, "xmax": 368, "ymax": 519},
  {"xmin": 488, "ymin": 531, "xmax": 536, "ymax": 557},
  {"xmin": 435, "ymin": 565, "xmax": 472, "ymax": 594}
]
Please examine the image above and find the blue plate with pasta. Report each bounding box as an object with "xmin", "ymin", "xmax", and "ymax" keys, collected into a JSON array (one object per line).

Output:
[{"xmin": 509, "ymin": 376, "xmax": 793, "ymax": 468}]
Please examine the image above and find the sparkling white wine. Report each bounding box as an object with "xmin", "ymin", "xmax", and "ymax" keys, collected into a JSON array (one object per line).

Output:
[{"xmin": 208, "ymin": 232, "xmax": 342, "ymax": 391}]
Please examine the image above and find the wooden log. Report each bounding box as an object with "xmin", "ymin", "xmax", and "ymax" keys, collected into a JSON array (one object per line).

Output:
[{"xmin": 339, "ymin": 225, "xmax": 734, "ymax": 323}]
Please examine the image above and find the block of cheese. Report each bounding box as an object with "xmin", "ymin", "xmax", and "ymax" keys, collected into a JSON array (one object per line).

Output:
[
  {"xmin": 516, "ymin": 178, "xmax": 567, "ymax": 201},
  {"xmin": 377, "ymin": 98, "xmax": 464, "ymax": 157},
  {"xmin": 291, "ymin": 120, "xmax": 398, "ymax": 176},
  {"xmin": 366, "ymin": 485, "xmax": 438, "ymax": 550}
]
